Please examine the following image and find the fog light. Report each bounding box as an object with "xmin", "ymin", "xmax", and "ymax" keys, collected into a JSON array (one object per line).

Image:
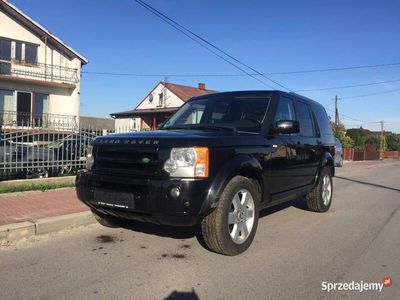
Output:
[{"xmin": 170, "ymin": 187, "xmax": 181, "ymax": 198}]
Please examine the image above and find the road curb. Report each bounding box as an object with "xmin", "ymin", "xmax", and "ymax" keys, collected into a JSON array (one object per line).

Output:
[
  {"xmin": 0, "ymin": 221, "xmax": 36, "ymax": 242},
  {"xmin": 0, "ymin": 176, "xmax": 75, "ymax": 189},
  {"xmin": 0, "ymin": 211, "xmax": 96, "ymax": 244}
]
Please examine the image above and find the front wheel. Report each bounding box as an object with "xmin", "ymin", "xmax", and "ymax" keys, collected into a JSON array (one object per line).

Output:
[
  {"xmin": 305, "ymin": 167, "xmax": 333, "ymax": 212},
  {"xmin": 91, "ymin": 210, "xmax": 120, "ymax": 228},
  {"xmin": 201, "ymin": 176, "xmax": 260, "ymax": 256}
]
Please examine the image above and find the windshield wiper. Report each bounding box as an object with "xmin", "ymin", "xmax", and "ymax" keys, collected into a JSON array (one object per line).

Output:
[
  {"xmin": 162, "ymin": 126, "xmax": 190, "ymax": 130},
  {"xmin": 190, "ymin": 125, "xmax": 236, "ymax": 133},
  {"xmin": 163, "ymin": 125, "xmax": 236, "ymax": 132}
]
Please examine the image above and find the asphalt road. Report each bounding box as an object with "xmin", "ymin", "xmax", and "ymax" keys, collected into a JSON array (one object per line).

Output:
[{"xmin": 1, "ymin": 160, "xmax": 399, "ymax": 300}]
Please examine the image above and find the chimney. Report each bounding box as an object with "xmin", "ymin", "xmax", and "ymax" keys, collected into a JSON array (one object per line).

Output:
[{"xmin": 198, "ymin": 83, "xmax": 206, "ymax": 90}]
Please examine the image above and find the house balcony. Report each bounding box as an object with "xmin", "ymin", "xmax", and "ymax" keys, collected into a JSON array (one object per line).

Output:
[
  {"xmin": 0, "ymin": 58, "xmax": 78, "ymax": 89},
  {"xmin": 0, "ymin": 111, "xmax": 78, "ymax": 131}
]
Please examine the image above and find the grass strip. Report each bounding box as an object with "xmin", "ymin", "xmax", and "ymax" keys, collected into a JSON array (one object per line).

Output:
[{"xmin": 0, "ymin": 181, "xmax": 75, "ymax": 194}]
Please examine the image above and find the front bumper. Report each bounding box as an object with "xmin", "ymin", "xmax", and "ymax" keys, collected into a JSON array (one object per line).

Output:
[{"xmin": 76, "ymin": 171, "xmax": 212, "ymax": 226}]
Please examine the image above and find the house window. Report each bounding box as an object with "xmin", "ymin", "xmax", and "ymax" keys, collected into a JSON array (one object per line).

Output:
[
  {"xmin": 35, "ymin": 93, "xmax": 49, "ymax": 115},
  {"xmin": 25, "ymin": 43, "xmax": 38, "ymax": 65},
  {"xmin": 34, "ymin": 93, "xmax": 49, "ymax": 126},
  {"xmin": 158, "ymin": 92, "xmax": 164, "ymax": 107},
  {"xmin": 0, "ymin": 89, "xmax": 14, "ymax": 125},
  {"xmin": 0, "ymin": 37, "xmax": 39, "ymax": 65},
  {"xmin": 0, "ymin": 38, "xmax": 11, "ymax": 60},
  {"xmin": 15, "ymin": 42, "xmax": 22, "ymax": 62}
]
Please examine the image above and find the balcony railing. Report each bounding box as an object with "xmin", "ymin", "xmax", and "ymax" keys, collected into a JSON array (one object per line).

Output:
[
  {"xmin": 0, "ymin": 58, "xmax": 79, "ymax": 85},
  {"xmin": 0, "ymin": 111, "xmax": 78, "ymax": 130}
]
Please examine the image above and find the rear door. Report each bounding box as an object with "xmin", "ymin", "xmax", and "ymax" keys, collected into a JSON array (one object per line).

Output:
[{"xmin": 293, "ymin": 99, "xmax": 319, "ymax": 186}]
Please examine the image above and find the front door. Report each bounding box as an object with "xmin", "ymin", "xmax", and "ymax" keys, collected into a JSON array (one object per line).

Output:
[
  {"xmin": 16, "ymin": 92, "xmax": 32, "ymax": 126},
  {"xmin": 268, "ymin": 96, "xmax": 303, "ymax": 194}
]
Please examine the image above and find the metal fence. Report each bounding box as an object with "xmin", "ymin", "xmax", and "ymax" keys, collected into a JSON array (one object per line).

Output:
[
  {"xmin": 1, "ymin": 111, "xmax": 78, "ymax": 130},
  {"xmin": 0, "ymin": 113, "xmax": 118, "ymax": 180},
  {"xmin": 0, "ymin": 58, "xmax": 79, "ymax": 84}
]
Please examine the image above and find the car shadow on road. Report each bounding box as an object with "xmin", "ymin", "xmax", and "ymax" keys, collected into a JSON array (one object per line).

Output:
[
  {"xmin": 335, "ymin": 176, "xmax": 400, "ymax": 192},
  {"xmin": 116, "ymin": 197, "xmax": 308, "ymax": 249},
  {"xmin": 259, "ymin": 197, "xmax": 309, "ymax": 218},
  {"xmin": 164, "ymin": 288, "xmax": 199, "ymax": 300}
]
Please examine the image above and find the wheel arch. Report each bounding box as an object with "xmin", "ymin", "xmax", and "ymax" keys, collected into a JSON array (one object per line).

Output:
[
  {"xmin": 315, "ymin": 152, "xmax": 334, "ymax": 186},
  {"xmin": 199, "ymin": 154, "xmax": 265, "ymax": 217}
]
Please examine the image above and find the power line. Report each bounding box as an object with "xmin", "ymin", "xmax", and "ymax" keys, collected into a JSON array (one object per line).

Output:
[
  {"xmin": 324, "ymin": 107, "xmax": 380, "ymax": 124},
  {"xmin": 134, "ymin": 0, "xmax": 292, "ymax": 91},
  {"xmin": 83, "ymin": 68, "xmax": 400, "ymax": 94},
  {"xmin": 134, "ymin": 0, "xmax": 274, "ymax": 89},
  {"xmin": 296, "ymin": 78, "xmax": 400, "ymax": 92},
  {"xmin": 82, "ymin": 68, "xmax": 400, "ymax": 94},
  {"xmin": 266, "ymin": 62, "xmax": 400, "ymax": 75},
  {"xmin": 82, "ymin": 63, "xmax": 400, "ymax": 77},
  {"xmin": 340, "ymin": 87, "xmax": 400, "ymax": 99}
]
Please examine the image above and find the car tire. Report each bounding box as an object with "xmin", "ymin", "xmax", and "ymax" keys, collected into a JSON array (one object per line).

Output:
[
  {"xmin": 305, "ymin": 167, "xmax": 333, "ymax": 212},
  {"xmin": 91, "ymin": 210, "xmax": 120, "ymax": 228},
  {"xmin": 338, "ymin": 157, "xmax": 343, "ymax": 167},
  {"xmin": 201, "ymin": 176, "xmax": 260, "ymax": 256}
]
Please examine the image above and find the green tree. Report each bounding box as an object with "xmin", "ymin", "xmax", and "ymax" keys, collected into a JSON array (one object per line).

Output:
[
  {"xmin": 386, "ymin": 134, "xmax": 400, "ymax": 151},
  {"xmin": 331, "ymin": 123, "xmax": 354, "ymax": 148},
  {"xmin": 365, "ymin": 135, "xmax": 380, "ymax": 150},
  {"xmin": 346, "ymin": 128, "xmax": 366, "ymax": 151}
]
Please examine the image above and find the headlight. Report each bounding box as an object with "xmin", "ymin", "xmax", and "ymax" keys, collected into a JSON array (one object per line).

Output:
[
  {"xmin": 163, "ymin": 147, "xmax": 209, "ymax": 178},
  {"xmin": 86, "ymin": 145, "xmax": 94, "ymax": 170}
]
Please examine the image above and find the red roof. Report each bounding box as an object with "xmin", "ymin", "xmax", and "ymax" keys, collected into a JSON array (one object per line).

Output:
[
  {"xmin": 111, "ymin": 82, "xmax": 217, "ymax": 117},
  {"xmin": 111, "ymin": 107, "xmax": 179, "ymax": 117},
  {"xmin": 162, "ymin": 82, "xmax": 217, "ymax": 101}
]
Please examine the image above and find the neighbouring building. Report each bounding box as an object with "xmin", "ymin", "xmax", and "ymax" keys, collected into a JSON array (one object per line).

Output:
[
  {"xmin": 111, "ymin": 81, "xmax": 216, "ymax": 131},
  {"xmin": 80, "ymin": 115, "xmax": 115, "ymax": 134},
  {"xmin": 0, "ymin": 0, "xmax": 88, "ymax": 130}
]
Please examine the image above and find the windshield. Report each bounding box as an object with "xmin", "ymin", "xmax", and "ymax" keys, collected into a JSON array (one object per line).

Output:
[{"xmin": 163, "ymin": 95, "xmax": 270, "ymax": 133}]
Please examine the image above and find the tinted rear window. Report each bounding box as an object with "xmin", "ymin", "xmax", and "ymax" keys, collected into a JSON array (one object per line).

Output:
[
  {"xmin": 295, "ymin": 101, "xmax": 314, "ymax": 137},
  {"xmin": 312, "ymin": 104, "xmax": 332, "ymax": 136}
]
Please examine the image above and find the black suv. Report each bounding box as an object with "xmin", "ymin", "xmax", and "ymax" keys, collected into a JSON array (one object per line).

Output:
[{"xmin": 76, "ymin": 91, "xmax": 335, "ymax": 255}]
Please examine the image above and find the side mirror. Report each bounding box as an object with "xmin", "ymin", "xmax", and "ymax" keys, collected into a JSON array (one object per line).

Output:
[
  {"xmin": 157, "ymin": 122, "xmax": 165, "ymax": 130},
  {"xmin": 274, "ymin": 120, "xmax": 299, "ymax": 134}
]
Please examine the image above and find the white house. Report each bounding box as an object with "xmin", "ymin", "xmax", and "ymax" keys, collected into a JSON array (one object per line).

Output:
[
  {"xmin": 0, "ymin": 0, "xmax": 88, "ymax": 129},
  {"xmin": 111, "ymin": 81, "xmax": 216, "ymax": 131}
]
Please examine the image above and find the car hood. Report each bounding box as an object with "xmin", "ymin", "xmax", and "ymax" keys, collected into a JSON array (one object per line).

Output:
[{"xmin": 93, "ymin": 129, "xmax": 266, "ymax": 148}]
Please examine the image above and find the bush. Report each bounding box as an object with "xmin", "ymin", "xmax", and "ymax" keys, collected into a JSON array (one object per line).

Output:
[{"xmin": 332, "ymin": 123, "xmax": 354, "ymax": 148}]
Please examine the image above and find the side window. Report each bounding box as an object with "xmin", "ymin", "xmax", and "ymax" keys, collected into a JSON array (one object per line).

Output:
[
  {"xmin": 295, "ymin": 101, "xmax": 314, "ymax": 137},
  {"xmin": 274, "ymin": 97, "xmax": 295, "ymax": 122},
  {"xmin": 312, "ymin": 105, "xmax": 333, "ymax": 136}
]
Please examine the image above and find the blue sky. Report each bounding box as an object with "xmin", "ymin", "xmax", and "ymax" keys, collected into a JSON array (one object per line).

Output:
[{"xmin": 10, "ymin": 0, "xmax": 400, "ymax": 132}]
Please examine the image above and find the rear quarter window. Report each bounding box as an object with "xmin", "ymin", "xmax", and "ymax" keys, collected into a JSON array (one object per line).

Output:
[
  {"xmin": 294, "ymin": 101, "xmax": 315, "ymax": 137},
  {"xmin": 312, "ymin": 104, "xmax": 332, "ymax": 136}
]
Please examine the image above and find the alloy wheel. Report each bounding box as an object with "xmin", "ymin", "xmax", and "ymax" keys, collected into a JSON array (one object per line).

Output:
[
  {"xmin": 322, "ymin": 174, "xmax": 332, "ymax": 206},
  {"xmin": 228, "ymin": 189, "xmax": 255, "ymax": 244}
]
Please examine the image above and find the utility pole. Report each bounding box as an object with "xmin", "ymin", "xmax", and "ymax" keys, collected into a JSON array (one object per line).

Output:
[
  {"xmin": 380, "ymin": 121, "xmax": 384, "ymax": 151},
  {"xmin": 334, "ymin": 95, "xmax": 340, "ymax": 125}
]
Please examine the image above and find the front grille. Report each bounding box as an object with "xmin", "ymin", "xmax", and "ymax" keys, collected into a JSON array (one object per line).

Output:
[{"xmin": 93, "ymin": 145, "xmax": 159, "ymax": 176}]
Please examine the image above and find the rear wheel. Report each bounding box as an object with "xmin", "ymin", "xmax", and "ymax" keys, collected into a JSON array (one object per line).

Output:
[
  {"xmin": 201, "ymin": 176, "xmax": 260, "ymax": 255},
  {"xmin": 91, "ymin": 210, "xmax": 120, "ymax": 228},
  {"xmin": 305, "ymin": 167, "xmax": 333, "ymax": 212},
  {"xmin": 338, "ymin": 157, "xmax": 343, "ymax": 167}
]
